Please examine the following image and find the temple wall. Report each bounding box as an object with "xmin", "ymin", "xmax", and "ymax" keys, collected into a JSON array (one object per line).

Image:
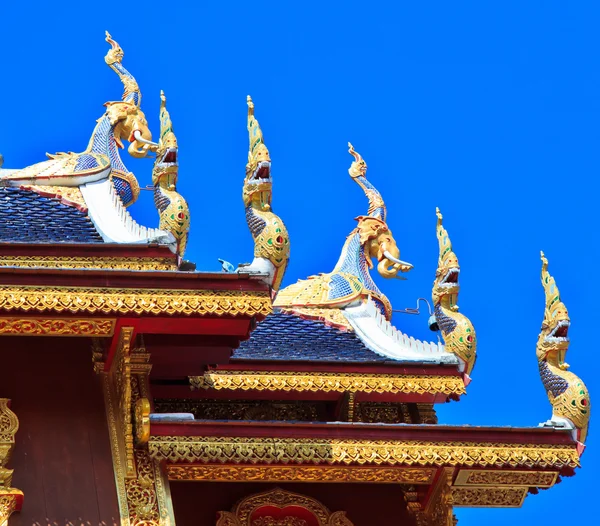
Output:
[
  {"xmin": 0, "ymin": 336, "xmax": 119, "ymax": 526},
  {"xmin": 170, "ymin": 481, "xmax": 415, "ymax": 526}
]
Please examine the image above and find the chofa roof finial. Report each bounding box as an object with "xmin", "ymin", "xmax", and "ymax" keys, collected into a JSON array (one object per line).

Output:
[
  {"xmin": 104, "ymin": 31, "xmax": 142, "ymax": 106},
  {"xmin": 347, "ymin": 143, "xmax": 386, "ymax": 221}
]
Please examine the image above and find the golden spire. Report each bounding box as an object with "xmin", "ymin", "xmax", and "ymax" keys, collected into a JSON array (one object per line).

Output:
[
  {"xmin": 159, "ymin": 90, "xmax": 178, "ymax": 150},
  {"xmin": 247, "ymin": 95, "xmax": 270, "ymax": 163},
  {"xmin": 540, "ymin": 251, "xmax": 569, "ymax": 326},
  {"xmin": 436, "ymin": 207, "xmax": 459, "ymax": 269}
]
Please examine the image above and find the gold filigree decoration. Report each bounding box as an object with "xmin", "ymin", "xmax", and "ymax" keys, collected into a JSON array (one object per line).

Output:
[
  {"xmin": 165, "ymin": 465, "xmax": 436, "ymax": 484},
  {"xmin": 0, "ymin": 318, "xmax": 115, "ymax": 337},
  {"xmin": 432, "ymin": 208, "xmax": 476, "ymax": 375},
  {"xmin": 412, "ymin": 470, "xmax": 454, "ymax": 526},
  {"xmin": 0, "ymin": 286, "xmax": 272, "ymax": 316},
  {"xmin": 0, "ymin": 400, "xmax": 23, "ymax": 524},
  {"xmin": 0, "ymin": 256, "xmax": 177, "ymax": 271},
  {"xmin": 452, "ymin": 487, "xmax": 528, "ymax": 508},
  {"xmin": 103, "ymin": 366, "xmax": 174, "ymax": 526},
  {"xmin": 190, "ymin": 371, "xmax": 466, "ymax": 396},
  {"xmin": 148, "ymin": 436, "xmax": 580, "ymax": 469},
  {"xmin": 454, "ymin": 469, "xmax": 558, "ymax": 488},
  {"xmin": 134, "ymin": 398, "xmax": 151, "ymax": 446},
  {"xmin": 217, "ymin": 488, "xmax": 354, "ymax": 526},
  {"xmin": 19, "ymin": 185, "xmax": 87, "ymax": 212},
  {"xmin": 111, "ymin": 327, "xmax": 135, "ymax": 477},
  {"xmin": 537, "ymin": 253, "xmax": 591, "ymax": 442}
]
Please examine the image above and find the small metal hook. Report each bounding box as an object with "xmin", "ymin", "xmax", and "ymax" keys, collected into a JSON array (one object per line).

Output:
[{"xmin": 393, "ymin": 297, "xmax": 433, "ymax": 316}]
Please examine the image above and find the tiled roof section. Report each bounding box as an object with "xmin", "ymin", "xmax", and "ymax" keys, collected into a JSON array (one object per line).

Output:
[
  {"xmin": 233, "ymin": 311, "xmax": 389, "ymax": 363},
  {"xmin": 0, "ymin": 188, "xmax": 102, "ymax": 243}
]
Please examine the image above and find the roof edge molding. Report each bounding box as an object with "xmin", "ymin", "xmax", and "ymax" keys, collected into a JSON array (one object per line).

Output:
[
  {"xmin": 81, "ymin": 179, "xmax": 175, "ymax": 249},
  {"xmin": 343, "ymin": 299, "xmax": 458, "ymax": 366}
]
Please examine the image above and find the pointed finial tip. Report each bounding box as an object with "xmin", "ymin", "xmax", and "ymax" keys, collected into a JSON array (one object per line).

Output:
[
  {"xmin": 247, "ymin": 95, "xmax": 252, "ymax": 102},
  {"xmin": 436, "ymin": 207, "xmax": 443, "ymax": 221},
  {"xmin": 160, "ymin": 89, "xmax": 165, "ymax": 96},
  {"xmin": 348, "ymin": 142, "xmax": 354, "ymax": 150}
]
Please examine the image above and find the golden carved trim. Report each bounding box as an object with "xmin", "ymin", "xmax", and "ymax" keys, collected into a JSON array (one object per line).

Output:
[
  {"xmin": 111, "ymin": 327, "xmax": 136, "ymax": 478},
  {"xmin": 218, "ymin": 488, "xmax": 354, "ymax": 526},
  {"xmin": 0, "ymin": 286, "xmax": 272, "ymax": 317},
  {"xmin": 0, "ymin": 256, "xmax": 177, "ymax": 271},
  {"xmin": 191, "ymin": 371, "xmax": 466, "ymax": 396},
  {"xmin": 148, "ymin": 436, "xmax": 580, "ymax": 469},
  {"xmin": 454, "ymin": 469, "xmax": 558, "ymax": 488},
  {"xmin": 103, "ymin": 369, "xmax": 174, "ymax": 526},
  {"xmin": 0, "ymin": 491, "xmax": 23, "ymax": 526},
  {"xmin": 165, "ymin": 464, "xmax": 437, "ymax": 484},
  {"xmin": 134, "ymin": 398, "xmax": 151, "ymax": 446},
  {"xmin": 452, "ymin": 487, "xmax": 528, "ymax": 508},
  {"xmin": 0, "ymin": 400, "xmax": 23, "ymax": 523},
  {"xmin": 0, "ymin": 318, "xmax": 115, "ymax": 337}
]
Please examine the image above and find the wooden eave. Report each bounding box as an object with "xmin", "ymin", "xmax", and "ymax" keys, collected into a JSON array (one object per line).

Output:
[{"xmin": 145, "ymin": 420, "xmax": 581, "ymax": 508}]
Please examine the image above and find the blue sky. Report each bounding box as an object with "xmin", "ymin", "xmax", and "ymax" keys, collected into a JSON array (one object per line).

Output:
[{"xmin": 1, "ymin": 1, "xmax": 598, "ymax": 523}]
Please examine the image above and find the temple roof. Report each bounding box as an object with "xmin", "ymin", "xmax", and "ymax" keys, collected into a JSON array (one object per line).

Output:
[
  {"xmin": 0, "ymin": 188, "xmax": 102, "ymax": 244},
  {"xmin": 233, "ymin": 311, "xmax": 389, "ymax": 363}
]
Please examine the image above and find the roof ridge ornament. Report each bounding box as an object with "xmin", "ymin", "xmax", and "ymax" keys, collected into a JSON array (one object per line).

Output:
[
  {"xmin": 104, "ymin": 31, "xmax": 141, "ymax": 106},
  {"xmin": 238, "ymin": 96, "xmax": 290, "ymax": 291},
  {"xmin": 430, "ymin": 208, "xmax": 476, "ymax": 375},
  {"xmin": 348, "ymin": 142, "xmax": 386, "ymax": 221},
  {"xmin": 0, "ymin": 32, "xmax": 157, "ymax": 209},
  {"xmin": 152, "ymin": 90, "xmax": 190, "ymax": 258},
  {"xmin": 275, "ymin": 144, "xmax": 411, "ymax": 321},
  {"xmin": 537, "ymin": 252, "xmax": 590, "ymax": 443}
]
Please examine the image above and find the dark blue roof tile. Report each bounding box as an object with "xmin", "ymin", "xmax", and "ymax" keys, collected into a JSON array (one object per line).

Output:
[
  {"xmin": 0, "ymin": 188, "xmax": 102, "ymax": 243},
  {"xmin": 233, "ymin": 311, "xmax": 389, "ymax": 363}
]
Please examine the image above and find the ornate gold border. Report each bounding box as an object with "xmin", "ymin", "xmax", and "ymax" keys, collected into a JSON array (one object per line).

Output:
[
  {"xmin": 454, "ymin": 469, "xmax": 558, "ymax": 488},
  {"xmin": 0, "ymin": 256, "xmax": 177, "ymax": 271},
  {"xmin": 0, "ymin": 318, "xmax": 115, "ymax": 337},
  {"xmin": 165, "ymin": 464, "xmax": 437, "ymax": 484},
  {"xmin": 0, "ymin": 286, "xmax": 272, "ymax": 316},
  {"xmin": 191, "ymin": 371, "xmax": 466, "ymax": 395},
  {"xmin": 148, "ymin": 436, "xmax": 580, "ymax": 469},
  {"xmin": 452, "ymin": 487, "xmax": 528, "ymax": 508}
]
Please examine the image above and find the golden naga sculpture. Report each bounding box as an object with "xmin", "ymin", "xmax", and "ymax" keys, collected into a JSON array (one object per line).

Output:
[
  {"xmin": 431, "ymin": 208, "xmax": 476, "ymax": 375},
  {"xmin": 0, "ymin": 31, "xmax": 158, "ymax": 206},
  {"xmin": 152, "ymin": 91, "xmax": 190, "ymax": 258},
  {"xmin": 240, "ymin": 95, "xmax": 290, "ymax": 291},
  {"xmin": 537, "ymin": 252, "xmax": 590, "ymax": 442},
  {"xmin": 275, "ymin": 143, "xmax": 412, "ymax": 319}
]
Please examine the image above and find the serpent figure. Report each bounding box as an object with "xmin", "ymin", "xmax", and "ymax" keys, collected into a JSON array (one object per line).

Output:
[
  {"xmin": 240, "ymin": 96, "xmax": 290, "ymax": 291},
  {"xmin": 431, "ymin": 208, "xmax": 476, "ymax": 375},
  {"xmin": 537, "ymin": 252, "xmax": 590, "ymax": 442},
  {"xmin": 152, "ymin": 91, "xmax": 190, "ymax": 258}
]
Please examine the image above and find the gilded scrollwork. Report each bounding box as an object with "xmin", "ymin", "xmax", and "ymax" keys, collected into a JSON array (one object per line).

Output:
[
  {"xmin": 165, "ymin": 465, "xmax": 436, "ymax": 484},
  {"xmin": 0, "ymin": 286, "xmax": 272, "ymax": 317},
  {"xmin": 451, "ymin": 487, "xmax": 528, "ymax": 508},
  {"xmin": 454, "ymin": 469, "xmax": 558, "ymax": 488},
  {"xmin": 0, "ymin": 256, "xmax": 177, "ymax": 271},
  {"xmin": 0, "ymin": 318, "xmax": 115, "ymax": 337},
  {"xmin": 217, "ymin": 488, "xmax": 354, "ymax": 526},
  {"xmin": 148, "ymin": 436, "xmax": 580, "ymax": 469},
  {"xmin": 0, "ymin": 400, "xmax": 23, "ymax": 524},
  {"xmin": 190, "ymin": 371, "xmax": 466, "ymax": 396}
]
